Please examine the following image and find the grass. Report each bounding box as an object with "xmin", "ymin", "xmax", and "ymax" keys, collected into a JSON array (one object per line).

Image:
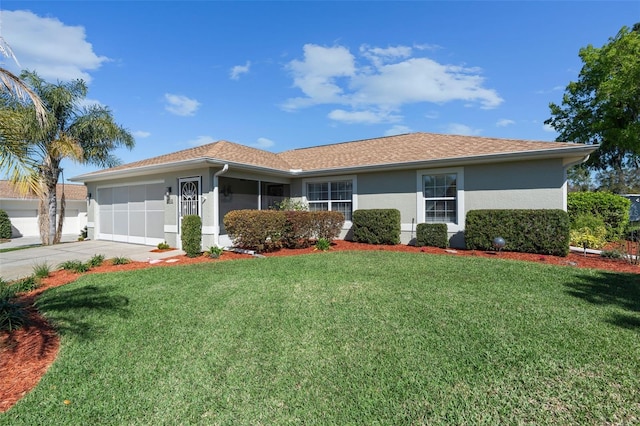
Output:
[{"xmin": 1, "ymin": 251, "xmax": 639, "ymax": 424}]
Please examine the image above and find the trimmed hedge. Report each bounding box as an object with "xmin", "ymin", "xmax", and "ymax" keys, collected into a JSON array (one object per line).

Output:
[
  {"xmin": 224, "ymin": 210, "xmax": 287, "ymax": 252},
  {"xmin": 352, "ymin": 209, "xmax": 400, "ymax": 245},
  {"xmin": 282, "ymin": 211, "xmax": 315, "ymax": 248},
  {"xmin": 224, "ymin": 210, "xmax": 344, "ymax": 252},
  {"xmin": 181, "ymin": 215, "xmax": 202, "ymax": 258},
  {"xmin": 0, "ymin": 210, "xmax": 11, "ymax": 239},
  {"xmin": 465, "ymin": 209, "xmax": 570, "ymax": 256},
  {"xmin": 416, "ymin": 223, "xmax": 448, "ymax": 248},
  {"xmin": 312, "ymin": 211, "xmax": 344, "ymax": 241},
  {"xmin": 567, "ymin": 192, "xmax": 630, "ymax": 240}
]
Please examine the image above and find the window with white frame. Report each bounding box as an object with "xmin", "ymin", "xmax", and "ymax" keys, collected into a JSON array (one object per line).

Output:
[
  {"xmin": 307, "ymin": 180, "xmax": 353, "ymax": 221},
  {"xmin": 422, "ymin": 173, "xmax": 458, "ymax": 223}
]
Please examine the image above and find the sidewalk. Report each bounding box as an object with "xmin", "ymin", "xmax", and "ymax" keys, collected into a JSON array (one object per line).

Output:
[{"xmin": 1, "ymin": 237, "xmax": 185, "ymax": 282}]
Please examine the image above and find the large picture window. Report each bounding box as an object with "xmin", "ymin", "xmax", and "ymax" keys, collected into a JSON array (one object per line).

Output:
[
  {"xmin": 307, "ymin": 180, "xmax": 353, "ymax": 221},
  {"xmin": 423, "ymin": 173, "xmax": 457, "ymax": 223}
]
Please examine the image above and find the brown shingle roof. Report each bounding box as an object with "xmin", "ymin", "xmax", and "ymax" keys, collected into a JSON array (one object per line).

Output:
[
  {"xmin": 279, "ymin": 132, "xmax": 587, "ymax": 171},
  {"xmin": 0, "ymin": 181, "xmax": 87, "ymax": 200},
  {"xmin": 74, "ymin": 132, "xmax": 595, "ymax": 179},
  {"xmin": 96, "ymin": 140, "xmax": 293, "ymax": 174}
]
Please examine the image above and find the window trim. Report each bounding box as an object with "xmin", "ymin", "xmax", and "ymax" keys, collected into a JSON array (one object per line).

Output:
[
  {"xmin": 416, "ymin": 167, "xmax": 464, "ymax": 232},
  {"xmin": 302, "ymin": 175, "xmax": 357, "ymax": 225}
]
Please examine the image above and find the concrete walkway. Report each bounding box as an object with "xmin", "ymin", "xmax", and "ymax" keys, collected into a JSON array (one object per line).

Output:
[{"xmin": 1, "ymin": 236, "xmax": 185, "ymax": 282}]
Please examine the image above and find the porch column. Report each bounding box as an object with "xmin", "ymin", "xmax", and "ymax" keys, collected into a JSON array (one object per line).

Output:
[{"xmin": 213, "ymin": 164, "xmax": 229, "ymax": 246}]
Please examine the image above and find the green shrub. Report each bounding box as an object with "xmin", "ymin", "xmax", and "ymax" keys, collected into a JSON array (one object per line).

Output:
[
  {"xmin": 87, "ymin": 254, "xmax": 105, "ymax": 268},
  {"xmin": 0, "ymin": 280, "xmax": 26, "ymax": 332},
  {"xmin": 567, "ymin": 192, "xmax": 631, "ymax": 240},
  {"xmin": 157, "ymin": 241, "xmax": 170, "ymax": 250},
  {"xmin": 569, "ymin": 214, "xmax": 607, "ymax": 250},
  {"xmin": 416, "ymin": 223, "xmax": 449, "ymax": 248},
  {"xmin": 32, "ymin": 262, "xmax": 51, "ymax": 279},
  {"xmin": 0, "ymin": 209, "xmax": 12, "ymax": 239},
  {"xmin": 274, "ymin": 198, "xmax": 308, "ymax": 211},
  {"xmin": 111, "ymin": 256, "xmax": 131, "ymax": 265},
  {"xmin": 312, "ymin": 211, "xmax": 345, "ymax": 241},
  {"xmin": 224, "ymin": 210, "xmax": 287, "ymax": 252},
  {"xmin": 58, "ymin": 259, "xmax": 89, "ymax": 273},
  {"xmin": 205, "ymin": 246, "xmax": 224, "ymax": 258},
  {"xmin": 465, "ymin": 209, "xmax": 570, "ymax": 256},
  {"xmin": 314, "ymin": 238, "xmax": 331, "ymax": 251},
  {"xmin": 351, "ymin": 209, "xmax": 400, "ymax": 245},
  {"xmin": 282, "ymin": 211, "xmax": 315, "ymax": 248},
  {"xmin": 181, "ymin": 215, "xmax": 203, "ymax": 258},
  {"xmin": 11, "ymin": 275, "xmax": 39, "ymax": 293}
]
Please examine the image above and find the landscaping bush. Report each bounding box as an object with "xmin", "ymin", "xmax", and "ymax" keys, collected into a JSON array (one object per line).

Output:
[
  {"xmin": 465, "ymin": 209, "xmax": 570, "ymax": 256},
  {"xmin": 416, "ymin": 223, "xmax": 449, "ymax": 248},
  {"xmin": 311, "ymin": 211, "xmax": 345, "ymax": 241},
  {"xmin": 0, "ymin": 280, "xmax": 26, "ymax": 332},
  {"xmin": 0, "ymin": 209, "xmax": 12, "ymax": 239},
  {"xmin": 567, "ymin": 192, "xmax": 631, "ymax": 241},
  {"xmin": 181, "ymin": 215, "xmax": 203, "ymax": 258},
  {"xmin": 351, "ymin": 209, "xmax": 400, "ymax": 245},
  {"xmin": 224, "ymin": 210, "xmax": 287, "ymax": 252},
  {"xmin": 569, "ymin": 214, "xmax": 608, "ymax": 250},
  {"xmin": 282, "ymin": 211, "xmax": 316, "ymax": 248}
]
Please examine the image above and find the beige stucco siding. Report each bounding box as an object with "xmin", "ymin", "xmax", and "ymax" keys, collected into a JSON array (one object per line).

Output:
[
  {"xmin": 356, "ymin": 170, "xmax": 417, "ymax": 223},
  {"xmin": 464, "ymin": 159, "xmax": 565, "ymax": 211}
]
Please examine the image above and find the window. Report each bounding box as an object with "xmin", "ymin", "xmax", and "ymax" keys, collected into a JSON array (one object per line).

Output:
[
  {"xmin": 307, "ymin": 180, "xmax": 353, "ymax": 221},
  {"xmin": 423, "ymin": 173, "xmax": 457, "ymax": 223},
  {"xmin": 417, "ymin": 168, "xmax": 464, "ymax": 231}
]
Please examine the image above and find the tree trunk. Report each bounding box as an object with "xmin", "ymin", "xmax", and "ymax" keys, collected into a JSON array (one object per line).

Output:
[{"xmin": 38, "ymin": 160, "xmax": 61, "ymax": 246}]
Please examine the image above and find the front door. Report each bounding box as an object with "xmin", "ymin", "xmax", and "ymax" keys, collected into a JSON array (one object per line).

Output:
[{"xmin": 178, "ymin": 177, "xmax": 201, "ymax": 248}]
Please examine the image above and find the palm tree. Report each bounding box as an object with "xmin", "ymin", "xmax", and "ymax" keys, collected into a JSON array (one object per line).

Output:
[
  {"xmin": 0, "ymin": 71, "xmax": 134, "ymax": 244},
  {"xmin": 0, "ymin": 37, "xmax": 48, "ymax": 196}
]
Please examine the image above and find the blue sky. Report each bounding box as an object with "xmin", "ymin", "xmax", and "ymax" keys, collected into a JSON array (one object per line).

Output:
[{"xmin": 1, "ymin": 1, "xmax": 638, "ymax": 181}]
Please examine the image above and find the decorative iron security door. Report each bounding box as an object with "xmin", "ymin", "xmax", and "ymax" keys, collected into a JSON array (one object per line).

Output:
[{"xmin": 179, "ymin": 177, "xmax": 200, "ymax": 217}]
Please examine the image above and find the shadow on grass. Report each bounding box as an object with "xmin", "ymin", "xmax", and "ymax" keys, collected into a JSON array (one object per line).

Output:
[
  {"xmin": 565, "ymin": 271, "xmax": 640, "ymax": 331},
  {"xmin": 34, "ymin": 285, "xmax": 130, "ymax": 340}
]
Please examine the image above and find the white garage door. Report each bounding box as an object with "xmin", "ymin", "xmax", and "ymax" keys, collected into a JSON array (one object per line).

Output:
[{"xmin": 97, "ymin": 183, "xmax": 165, "ymax": 246}]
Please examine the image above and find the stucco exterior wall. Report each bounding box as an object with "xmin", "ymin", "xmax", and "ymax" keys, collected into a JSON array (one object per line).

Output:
[{"xmin": 464, "ymin": 159, "xmax": 565, "ymax": 211}]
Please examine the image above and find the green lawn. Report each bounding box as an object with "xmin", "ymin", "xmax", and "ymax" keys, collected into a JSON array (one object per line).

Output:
[{"xmin": 2, "ymin": 251, "xmax": 639, "ymax": 425}]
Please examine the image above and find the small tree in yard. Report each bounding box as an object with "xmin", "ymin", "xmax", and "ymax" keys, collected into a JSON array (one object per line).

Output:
[
  {"xmin": 181, "ymin": 215, "xmax": 202, "ymax": 258},
  {"xmin": 0, "ymin": 209, "xmax": 12, "ymax": 239}
]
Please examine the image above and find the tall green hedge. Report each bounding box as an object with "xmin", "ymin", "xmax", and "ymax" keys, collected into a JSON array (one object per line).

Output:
[
  {"xmin": 352, "ymin": 209, "xmax": 400, "ymax": 245},
  {"xmin": 567, "ymin": 192, "xmax": 630, "ymax": 240},
  {"xmin": 0, "ymin": 210, "xmax": 11, "ymax": 239},
  {"xmin": 465, "ymin": 209, "xmax": 570, "ymax": 256},
  {"xmin": 181, "ymin": 215, "xmax": 202, "ymax": 258},
  {"xmin": 416, "ymin": 223, "xmax": 448, "ymax": 248}
]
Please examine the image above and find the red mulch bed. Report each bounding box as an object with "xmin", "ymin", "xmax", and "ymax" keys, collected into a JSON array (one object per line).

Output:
[{"xmin": 1, "ymin": 241, "xmax": 637, "ymax": 412}]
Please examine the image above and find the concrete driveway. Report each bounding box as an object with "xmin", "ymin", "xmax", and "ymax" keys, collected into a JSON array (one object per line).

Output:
[{"xmin": 1, "ymin": 236, "xmax": 185, "ymax": 282}]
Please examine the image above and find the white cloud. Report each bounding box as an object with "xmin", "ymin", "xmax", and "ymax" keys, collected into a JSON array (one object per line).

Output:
[
  {"xmin": 0, "ymin": 10, "xmax": 108, "ymax": 82},
  {"xmin": 164, "ymin": 94, "xmax": 201, "ymax": 116},
  {"xmin": 496, "ymin": 118, "xmax": 515, "ymax": 127},
  {"xmin": 251, "ymin": 137, "xmax": 275, "ymax": 149},
  {"xmin": 327, "ymin": 109, "xmax": 401, "ymax": 124},
  {"xmin": 230, "ymin": 61, "xmax": 251, "ymax": 80},
  {"xmin": 282, "ymin": 44, "xmax": 356, "ymax": 110},
  {"xmin": 133, "ymin": 131, "xmax": 151, "ymax": 138},
  {"xmin": 542, "ymin": 123, "xmax": 556, "ymax": 133},
  {"xmin": 187, "ymin": 135, "xmax": 216, "ymax": 146},
  {"xmin": 445, "ymin": 123, "xmax": 483, "ymax": 136},
  {"xmin": 384, "ymin": 125, "xmax": 412, "ymax": 136},
  {"xmin": 282, "ymin": 43, "xmax": 503, "ymax": 124}
]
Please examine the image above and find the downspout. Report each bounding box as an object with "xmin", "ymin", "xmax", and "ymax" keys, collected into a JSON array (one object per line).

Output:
[
  {"xmin": 213, "ymin": 164, "xmax": 229, "ymax": 246},
  {"xmin": 562, "ymin": 154, "xmax": 591, "ymax": 211}
]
